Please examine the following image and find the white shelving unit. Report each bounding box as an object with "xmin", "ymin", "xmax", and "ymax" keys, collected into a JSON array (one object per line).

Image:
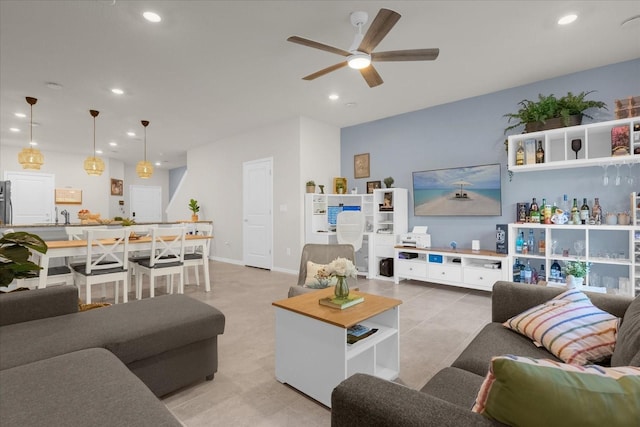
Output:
[
  {"xmin": 371, "ymin": 188, "xmax": 408, "ymax": 281},
  {"xmin": 508, "ymin": 223, "xmax": 638, "ymax": 297},
  {"xmin": 507, "ymin": 117, "xmax": 640, "ymax": 173},
  {"xmin": 394, "ymin": 247, "xmax": 508, "ymax": 292}
]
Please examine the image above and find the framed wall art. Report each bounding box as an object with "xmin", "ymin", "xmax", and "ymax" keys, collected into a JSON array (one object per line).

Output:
[
  {"xmin": 367, "ymin": 180, "xmax": 381, "ymax": 194},
  {"xmin": 354, "ymin": 153, "xmax": 370, "ymax": 179},
  {"xmin": 333, "ymin": 177, "xmax": 347, "ymax": 194},
  {"xmin": 111, "ymin": 178, "xmax": 123, "ymax": 196}
]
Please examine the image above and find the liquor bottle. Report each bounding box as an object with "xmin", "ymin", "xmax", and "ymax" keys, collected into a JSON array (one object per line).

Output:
[
  {"xmin": 592, "ymin": 197, "xmax": 602, "ymax": 225},
  {"xmin": 516, "ymin": 232, "xmax": 524, "ymax": 253},
  {"xmin": 571, "ymin": 198, "xmax": 580, "ymax": 225},
  {"xmin": 516, "ymin": 141, "xmax": 525, "ymax": 166},
  {"xmin": 529, "ymin": 198, "xmax": 540, "ymax": 223},
  {"xmin": 562, "ymin": 194, "xmax": 570, "ymax": 222},
  {"xmin": 527, "ymin": 229, "xmax": 535, "ymax": 255},
  {"xmin": 518, "ymin": 204, "xmax": 527, "ymax": 223},
  {"xmin": 542, "ymin": 198, "xmax": 551, "ymax": 224},
  {"xmin": 522, "ymin": 261, "xmax": 532, "ymax": 284},
  {"xmin": 538, "ymin": 230, "xmax": 545, "ymax": 255},
  {"xmin": 535, "ymin": 140, "xmax": 545, "ymax": 163},
  {"xmin": 539, "ymin": 264, "xmax": 546, "ymax": 282},
  {"xmin": 550, "ymin": 260, "xmax": 562, "ymax": 282},
  {"xmin": 513, "ymin": 258, "xmax": 522, "ymax": 282},
  {"xmin": 580, "ymin": 198, "xmax": 590, "ymax": 225}
]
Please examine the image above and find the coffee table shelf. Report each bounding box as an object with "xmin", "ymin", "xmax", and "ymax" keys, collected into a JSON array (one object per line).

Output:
[{"xmin": 273, "ymin": 287, "xmax": 401, "ymax": 407}]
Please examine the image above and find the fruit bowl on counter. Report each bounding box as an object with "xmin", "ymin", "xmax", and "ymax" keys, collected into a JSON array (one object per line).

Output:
[{"xmin": 78, "ymin": 210, "xmax": 101, "ymax": 223}]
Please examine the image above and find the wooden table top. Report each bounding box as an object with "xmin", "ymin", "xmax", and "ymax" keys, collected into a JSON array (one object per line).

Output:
[
  {"xmin": 272, "ymin": 286, "xmax": 402, "ymax": 329},
  {"xmin": 46, "ymin": 234, "xmax": 211, "ymax": 249},
  {"xmin": 395, "ymin": 245, "xmax": 506, "ymax": 257}
]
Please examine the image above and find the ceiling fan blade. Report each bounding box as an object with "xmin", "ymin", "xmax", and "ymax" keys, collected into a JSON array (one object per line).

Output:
[
  {"xmin": 360, "ymin": 65, "xmax": 384, "ymax": 88},
  {"xmin": 287, "ymin": 36, "xmax": 351, "ymax": 57},
  {"xmin": 302, "ymin": 61, "xmax": 348, "ymax": 81},
  {"xmin": 358, "ymin": 8, "xmax": 401, "ymax": 54},
  {"xmin": 372, "ymin": 48, "xmax": 440, "ymax": 62}
]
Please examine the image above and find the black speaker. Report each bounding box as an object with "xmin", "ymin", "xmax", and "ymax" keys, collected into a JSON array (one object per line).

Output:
[{"xmin": 379, "ymin": 258, "xmax": 394, "ymax": 277}]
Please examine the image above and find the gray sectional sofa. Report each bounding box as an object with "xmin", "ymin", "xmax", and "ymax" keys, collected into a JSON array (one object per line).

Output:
[
  {"xmin": 331, "ymin": 281, "xmax": 639, "ymax": 426},
  {"xmin": 0, "ymin": 286, "xmax": 226, "ymax": 426}
]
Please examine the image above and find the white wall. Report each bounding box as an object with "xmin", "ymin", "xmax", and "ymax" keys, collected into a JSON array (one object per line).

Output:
[
  {"xmin": 167, "ymin": 116, "xmax": 340, "ymax": 272},
  {"xmin": 0, "ymin": 144, "xmax": 169, "ymax": 223}
]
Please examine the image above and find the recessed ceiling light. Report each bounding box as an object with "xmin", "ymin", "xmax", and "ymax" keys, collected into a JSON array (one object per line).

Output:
[
  {"xmin": 127, "ymin": 131, "xmax": 136, "ymax": 137},
  {"xmin": 14, "ymin": 113, "xmax": 26, "ymax": 118},
  {"xmin": 155, "ymin": 162, "xmax": 161, "ymax": 166},
  {"xmin": 143, "ymin": 11, "xmax": 161, "ymax": 23},
  {"xmin": 558, "ymin": 14, "xmax": 578, "ymax": 25},
  {"xmin": 9, "ymin": 127, "xmax": 20, "ymax": 132},
  {"xmin": 29, "ymin": 141, "xmax": 38, "ymax": 146},
  {"xmin": 109, "ymin": 141, "xmax": 118, "ymax": 147},
  {"xmin": 329, "ymin": 94, "xmax": 339, "ymax": 101},
  {"xmin": 95, "ymin": 149, "xmax": 103, "ymax": 154},
  {"xmin": 111, "ymin": 88, "xmax": 124, "ymax": 95},
  {"xmin": 46, "ymin": 82, "xmax": 63, "ymax": 90}
]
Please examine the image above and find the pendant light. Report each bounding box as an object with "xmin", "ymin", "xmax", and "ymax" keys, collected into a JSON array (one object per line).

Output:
[
  {"xmin": 17, "ymin": 97, "xmax": 45, "ymax": 169},
  {"xmin": 136, "ymin": 120, "xmax": 153, "ymax": 178},
  {"xmin": 83, "ymin": 109, "xmax": 105, "ymax": 176}
]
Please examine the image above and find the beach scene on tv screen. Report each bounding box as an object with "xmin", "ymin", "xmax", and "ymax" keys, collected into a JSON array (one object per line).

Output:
[{"xmin": 413, "ymin": 164, "xmax": 502, "ymax": 216}]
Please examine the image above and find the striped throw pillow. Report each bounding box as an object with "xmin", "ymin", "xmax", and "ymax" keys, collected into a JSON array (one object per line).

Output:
[
  {"xmin": 472, "ymin": 355, "xmax": 640, "ymax": 427},
  {"xmin": 503, "ymin": 289, "xmax": 620, "ymax": 365}
]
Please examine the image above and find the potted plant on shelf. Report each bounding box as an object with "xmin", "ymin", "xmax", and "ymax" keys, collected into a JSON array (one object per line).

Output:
[
  {"xmin": 562, "ymin": 259, "xmax": 591, "ymax": 289},
  {"xmin": 504, "ymin": 91, "xmax": 607, "ymax": 134},
  {"xmin": 306, "ymin": 180, "xmax": 316, "ymax": 193},
  {"xmin": 383, "ymin": 177, "xmax": 394, "ymax": 188},
  {"xmin": 0, "ymin": 231, "xmax": 47, "ymax": 289},
  {"xmin": 188, "ymin": 198, "xmax": 200, "ymax": 221}
]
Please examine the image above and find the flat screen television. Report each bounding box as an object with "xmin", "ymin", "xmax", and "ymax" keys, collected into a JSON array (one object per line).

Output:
[{"xmin": 412, "ymin": 163, "xmax": 502, "ymax": 216}]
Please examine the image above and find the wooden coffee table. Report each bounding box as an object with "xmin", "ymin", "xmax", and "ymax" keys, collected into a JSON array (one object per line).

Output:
[{"xmin": 272, "ymin": 287, "xmax": 402, "ymax": 407}]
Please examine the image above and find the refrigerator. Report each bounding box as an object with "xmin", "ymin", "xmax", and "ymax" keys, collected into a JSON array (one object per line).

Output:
[{"xmin": 0, "ymin": 181, "xmax": 11, "ymax": 225}]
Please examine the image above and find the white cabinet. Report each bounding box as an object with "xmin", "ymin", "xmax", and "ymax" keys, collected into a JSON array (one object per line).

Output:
[
  {"xmin": 507, "ymin": 117, "xmax": 640, "ymax": 173},
  {"xmin": 370, "ymin": 188, "xmax": 408, "ymax": 281},
  {"xmin": 508, "ymin": 223, "xmax": 639, "ymax": 297},
  {"xmin": 394, "ymin": 247, "xmax": 508, "ymax": 292}
]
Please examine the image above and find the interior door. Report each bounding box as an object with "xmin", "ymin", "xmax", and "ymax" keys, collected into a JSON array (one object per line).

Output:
[
  {"xmin": 129, "ymin": 185, "xmax": 162, "ymax": 223},
  {"xmin": 3, "ymin": 171, "xmax": 55, "ymax": 224},
  {"xmin": 243, "ymin": 158, "xmax": 273, "ymax": 269}
]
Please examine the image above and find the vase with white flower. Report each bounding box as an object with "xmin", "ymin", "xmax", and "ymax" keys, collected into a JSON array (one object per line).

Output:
[
  {"xmin": 324, "ymin": 257, "xmax": 358, "ymax": 299},
  {"xmin": 562, "ymin": 259, "xmax": 591, "ymax": 288}
]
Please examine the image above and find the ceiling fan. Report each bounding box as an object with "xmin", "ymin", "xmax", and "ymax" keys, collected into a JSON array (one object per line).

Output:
[{"xmin": 287, "ymin": 8, "xmax": 439, "ymax": 88}]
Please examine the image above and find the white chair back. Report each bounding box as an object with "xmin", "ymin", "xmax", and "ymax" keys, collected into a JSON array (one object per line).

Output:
[
  {"xmin": 336, "ymin": 211, "xmax": 365, "ymax": 252},
  {"xmin": 148, "ymin": 226, "xmax": 186, "ymax": 267},
  {"xmin": 82, "ymin": 228, "xmax": 130, "ymax": 274}
]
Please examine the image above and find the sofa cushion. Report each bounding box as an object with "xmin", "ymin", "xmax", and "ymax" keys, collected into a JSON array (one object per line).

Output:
[
  {"xmin": 472, "ymin": 355, "xmax": 640, "ymax": 427},
  {"xmin": 452, "ymin": 323, "xmax": 561, "ymax": 377},
  {"xmin": 503, "ymin": 288, "xmax": 619, "ymax": 365},
  {"xmin": 420, "ymin": 367, "xmax": 486, "ymax": 408},
  {"xmin": 0, "ymin": 294, "xmax": 225, "ymax": 370},
  {"xmin": 612, "ymin": 295, "xmax": 640, "ymax": 367},
  {"xmin": 0, "ymin": 348, "xmax": 181, "ymax": 426}
]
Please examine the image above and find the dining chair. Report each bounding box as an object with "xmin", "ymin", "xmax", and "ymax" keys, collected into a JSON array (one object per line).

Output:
[
  {"xmin": 183, "ymin": 223, "xmax": 212, "ymax": 292},
  {"xmin": 133, "ymin": 226, "xmax": 186, "ymax": 299},
  {"xmin": 14, "ymin": 251, "xmax": 75, "ymax": 289},
  {"xmin": 126, "ymin": 224, "xmax": 156, "ymax": 292},
  {"xmin": 71, "ymin": 228, "xmax": 130, "ymax": 304}
]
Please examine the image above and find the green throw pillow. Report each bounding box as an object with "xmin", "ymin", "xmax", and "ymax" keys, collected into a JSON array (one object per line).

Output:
[{"xmin": 472, "ymin": 355, "xmax": 640, "ymax": 427}]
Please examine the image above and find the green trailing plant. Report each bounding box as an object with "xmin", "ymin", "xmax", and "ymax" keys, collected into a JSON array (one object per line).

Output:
[
  {"xmin": 188, "ymin": 199, "xmax": 200, "ymax": 214},
  {"xmin": 562, "ymin": 259, "xmax": 591, "ymax": 278},
  {"xmin": 0, "ymin": 231, "xmax": 47, "ymax": 286},
  {"xmin": 504, "ymin": 91, "xmax": 607, "ymax": 134}
]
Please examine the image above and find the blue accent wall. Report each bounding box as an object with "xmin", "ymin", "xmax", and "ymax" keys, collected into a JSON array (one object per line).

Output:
[{"xmin": 341, "ymin": 58, "xmax": 640, "ymax": 250}]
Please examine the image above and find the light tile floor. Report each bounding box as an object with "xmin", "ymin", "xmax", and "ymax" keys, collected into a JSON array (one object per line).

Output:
[{"xmin": 117, "ymin": 261, "xmax": 491, "ymax": 426}]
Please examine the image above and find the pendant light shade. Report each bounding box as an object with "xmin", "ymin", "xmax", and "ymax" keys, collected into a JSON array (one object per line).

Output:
[
  {"xmin": 84, "ymin": 109, "xmax": 105, "ymax": 176},
  {"xmin": 18, "ymin": 97, "xmax": 44, "ymax": 170},
  {"xmin": 136, "ymin": 120, "xmax": 153, "ymax": 178}
]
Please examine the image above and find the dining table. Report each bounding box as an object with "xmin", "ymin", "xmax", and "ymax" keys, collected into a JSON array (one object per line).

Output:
[{"xmin": 38, "ymin": 234, "xmax": 212, "ymax": 291}]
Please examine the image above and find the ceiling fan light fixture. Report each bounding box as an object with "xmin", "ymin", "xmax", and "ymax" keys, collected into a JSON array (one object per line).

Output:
[{"xmin": 348, "ymin": 52, "xmax": 371, "ymax": 69}]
